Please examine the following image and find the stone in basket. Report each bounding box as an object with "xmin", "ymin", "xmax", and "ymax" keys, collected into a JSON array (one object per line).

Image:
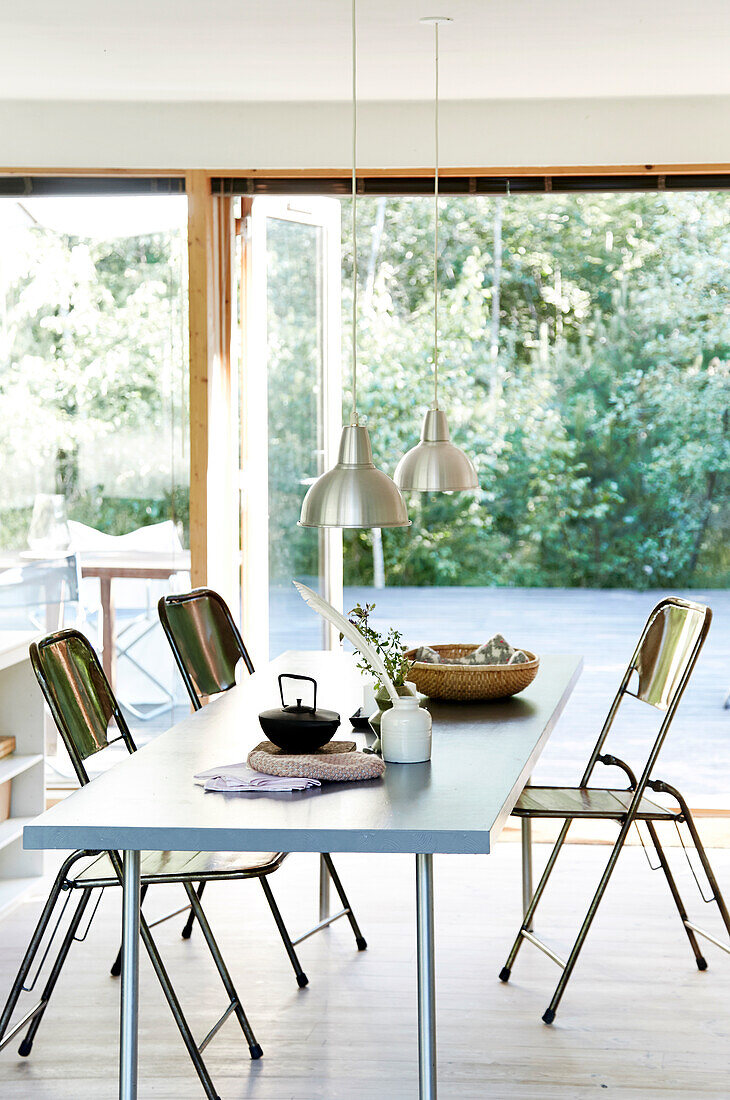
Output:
[{"xmin": 404, "ymin": 643, "xmax": 539, "ymax": 702}]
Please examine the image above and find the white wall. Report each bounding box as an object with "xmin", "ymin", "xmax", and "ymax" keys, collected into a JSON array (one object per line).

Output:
[{"xmin": 2, "ymin": 96, "xmax": 729, "ymax": 171}]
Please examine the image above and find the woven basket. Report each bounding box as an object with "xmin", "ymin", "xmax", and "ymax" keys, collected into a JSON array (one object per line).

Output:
[{"xmin": 404, "ymin": 644, "xmax": 539, "ymax": 702}]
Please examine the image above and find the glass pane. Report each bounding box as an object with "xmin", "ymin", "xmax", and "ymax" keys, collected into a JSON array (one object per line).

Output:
[
  {"xmin": 340, "ymin": 191, "xmax": 730, "ymax": 808},
  {"xmin": 0, "ymin": 194, "xmax": 190, "ymax": 776},
  {"xmin": 0, "ymin": 196, "xmax": 188, "ymax": 549},
  {"xmin": 265, "ymin": 216, "xmax": 326, "ymax": 657}
]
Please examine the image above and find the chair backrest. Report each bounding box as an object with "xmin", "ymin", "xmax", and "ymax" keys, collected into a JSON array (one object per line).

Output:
[
  {"xmin": 628, "ymin": 598, "xmax": 710, "ymax": 710},
  {"xmin": 582, "ymin": 596, "xmax": 712, "ymax": 790},
  {"xmin": 30, "ymin": 629, "xmax": 135, "ymax": 786},
  {"xmin": 158, "ymin": 588, "xmax": 254, "ymax": 710}
]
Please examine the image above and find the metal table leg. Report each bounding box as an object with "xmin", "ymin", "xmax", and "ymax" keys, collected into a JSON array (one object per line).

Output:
[
  {"xmin": 318, "ymin": 853, "xmax": 330, "ymax": 920},
  {"xmin": 521, "ymin": 778, "xmax": 533, "ymax": 931},
  {"xmin": 521, "ymin": 817, "xmax": 533, "ymax": 930},
  {"xmin": 416, "ymin": 853, "xmax": 436, "ymax": 1100},
  {"xmin": 120, "ymin": 850, "xmax": 140, "ymax": 1100}
]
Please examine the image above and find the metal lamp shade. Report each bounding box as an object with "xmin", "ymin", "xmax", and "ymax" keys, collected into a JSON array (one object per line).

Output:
[
  {"xmin": 299, "ymin": 424, "xmax": 410, "ymax": 528},
  {"xmin": 394, "ymin": 409, "xmax": 478, "ymax": 492}
]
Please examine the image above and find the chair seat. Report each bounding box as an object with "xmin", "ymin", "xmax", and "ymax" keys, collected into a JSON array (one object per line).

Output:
[
  {"xmin": 71, "ymin": 848, "xmax": 286, "ymax": 886},
  {"xmin": 513, "ymin": 786, "xmax": 677, "ymax": 820}
]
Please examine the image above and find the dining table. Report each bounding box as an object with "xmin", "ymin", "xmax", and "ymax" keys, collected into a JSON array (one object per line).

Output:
[{"xmin": 24, "ymin": 647, "xmax": 582, "ymax": 1100}]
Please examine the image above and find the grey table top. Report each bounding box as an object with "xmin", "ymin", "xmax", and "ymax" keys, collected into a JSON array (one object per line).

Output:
[{"xmin": 24, "ymin": 650, "xmax": 582, "ymax": 856}]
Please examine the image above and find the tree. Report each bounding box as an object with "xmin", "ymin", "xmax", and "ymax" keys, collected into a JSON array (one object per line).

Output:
[
  {"xmin": 343, "ymin": 191, "xmax": 730, "ymax": 588},
  {"xmin": 0, "ymin": 214, "xmax": 188, "ymax": 547}
]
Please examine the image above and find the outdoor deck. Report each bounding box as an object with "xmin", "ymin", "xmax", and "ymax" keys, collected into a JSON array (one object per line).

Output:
[{"xmin": 272, "ymin": 586, "xmax": 730, "ymax": 806}]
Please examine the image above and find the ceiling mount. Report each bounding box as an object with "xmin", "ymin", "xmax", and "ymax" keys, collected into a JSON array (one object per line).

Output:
[{"xmin": 419, "ymin": 16, "xmax": 453, "ymax": 25}]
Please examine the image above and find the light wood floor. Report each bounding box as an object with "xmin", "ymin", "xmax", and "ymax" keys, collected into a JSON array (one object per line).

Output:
[{"xmin": 1, "ymin": 840, "xmax": 729, "ymax": 1099}]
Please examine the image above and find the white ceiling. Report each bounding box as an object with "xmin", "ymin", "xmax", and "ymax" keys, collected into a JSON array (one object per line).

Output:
[{"xmin": 1, "ymin": 0, "xmax": 729, "ymax": 103}]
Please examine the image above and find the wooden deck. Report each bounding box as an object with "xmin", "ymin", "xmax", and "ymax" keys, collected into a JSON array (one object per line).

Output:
[
  {"xmin": 1, "ymin": 843, "xmax": 729, "ymax": 1097},
  {"xmin": 271, "ymin": 586, "xmax": 730, "ymax": 806}
]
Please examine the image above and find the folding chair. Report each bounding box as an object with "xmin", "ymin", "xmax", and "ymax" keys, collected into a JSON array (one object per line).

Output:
[
  {"xmin": 0, "ymin": 629, "xmax": 265, "ymax": 1100},
  {"xmin": 499, "ymin": 596, "xmax": 730, "ymax": 1024},
  {"xmin": 158, "ymin": 588, "xmax": 367, "ymax": 954}
]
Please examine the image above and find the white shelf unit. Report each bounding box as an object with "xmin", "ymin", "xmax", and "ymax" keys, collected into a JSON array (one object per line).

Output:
[{"xmin": 0, "ymin": 632, "xmax": 44, "ymax": 917}]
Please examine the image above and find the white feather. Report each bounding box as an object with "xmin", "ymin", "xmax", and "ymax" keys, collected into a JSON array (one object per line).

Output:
[{"xmin": 293, "ymin": 582, "xmax": 413, "ymax": 705}]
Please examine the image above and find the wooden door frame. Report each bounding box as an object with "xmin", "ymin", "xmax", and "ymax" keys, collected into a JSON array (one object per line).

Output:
[{"xmin": 186, "ymin": 171, "xmax": 240, "ymax": 602}]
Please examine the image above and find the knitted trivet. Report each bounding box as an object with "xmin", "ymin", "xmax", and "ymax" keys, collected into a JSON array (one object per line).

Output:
[
  {"xmin": 256, "ymin": 739, "xmax": 356, "ymax": 757},
  {"xmin": 248, "ymin": 740, "xmax": 385, "ymax": 782}
]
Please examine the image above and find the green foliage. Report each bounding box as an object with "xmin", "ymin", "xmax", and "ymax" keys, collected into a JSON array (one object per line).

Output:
[
  {"xmin": 342, "ymin": 192, "xmax": 730, "ymax": 588},
  {"xmin": 266, "ymin": 218, "xmax": 323, "ymax": 583},
  {"xmin": 0, "ymin": 209, "xmax": 188, "ymax": 548},
  {"xmin": 346, "ymin": 602, "xmax": 411, "ymax": 686}
]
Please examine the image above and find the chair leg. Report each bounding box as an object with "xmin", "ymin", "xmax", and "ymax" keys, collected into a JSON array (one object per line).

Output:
[
  {"xmin": 181, "ymin": 881, "xmax": 263, "ymax": 1059},
  {"xmin": 677, "ymin": 805, "xmax": 730, "ymax": 932},
  {"xmin": 677, "ymin": 806, "xmax": 730, "ymax": 948},
  {"xmin": 645, "ymin": 821, "xmax": 707, "ymax": 970},
  {"xmin": 111, "ymin": 883, "xmax": 149, "ymax": 976},
  {"xmin": 259, "ymin": 876, "xmax": 309, "ymax": 987},
  {"xmin": 106, "ymin": 850, "xmax": 260, "ymax": 1095},
  {"xmin": 182, "ymin": 881, "xmax": 205, "ymax": 940},
  {"xmin": 18, "ymin": 889, "xmax": 94, "ymax": 1056},
  {"xmin": 136, "ymin": 911, "xmax": 225, "ymax": 1099},
  {"xmin": 500, "ymin": 819, "xmax": 572, "ymax": 982},
  {"xmin": 321, "ymin": 853, "xmax": 367, "ymax": 950},
  {"xmin": 542, "ymin": 822, "xmax": 633, "ymax": 1025},
  {"xmin": 0, "ymin": 858, "xmax": 77, "ymax": 1052}
]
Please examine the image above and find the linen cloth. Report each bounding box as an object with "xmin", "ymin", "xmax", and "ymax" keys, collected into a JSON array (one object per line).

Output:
[{"xmin": 194, "ymin": 761, "xmax": 320, "ymax": 792}]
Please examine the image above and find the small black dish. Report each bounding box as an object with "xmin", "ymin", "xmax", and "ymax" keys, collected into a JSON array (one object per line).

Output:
[
  {"xmin": 350, "ymin": 707, "xmax": 372, "ymax": 731},
  {"xmin": 258, "ymin": 674, "xmax": 340, "ymax": 753}
]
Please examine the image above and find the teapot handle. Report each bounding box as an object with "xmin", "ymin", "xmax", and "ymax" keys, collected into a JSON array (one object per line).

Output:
[{"xmin": 278, "ymin": 674, "xmax": 317, "ymax": 712}]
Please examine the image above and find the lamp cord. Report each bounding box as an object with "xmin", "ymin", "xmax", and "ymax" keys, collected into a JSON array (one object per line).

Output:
[
  {"xmin": 433, "ymin": 21, "xmax": 439, "ymax": 410},
  {"xmin": 350, "ymin": 0, "xmax": 358, "ymax": 426}
]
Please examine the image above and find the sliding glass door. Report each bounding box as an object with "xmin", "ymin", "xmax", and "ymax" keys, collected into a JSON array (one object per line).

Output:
[{"xmin": 241, "ymin": 197, "xmax": 342, "ymax": 660}]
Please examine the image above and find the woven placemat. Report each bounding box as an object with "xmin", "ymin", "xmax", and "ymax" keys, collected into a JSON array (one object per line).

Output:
[
  {"xmin": 248, "ymin": 740, "xmax": 385, "ymax": 782},
  {"xmin": 254, "ymin": 739, "xmax": 356, "ymax": 757}
]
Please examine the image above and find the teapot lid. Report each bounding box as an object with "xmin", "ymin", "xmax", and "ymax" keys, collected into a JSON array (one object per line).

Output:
[{"xmin": 259, "ymin": 674, "xmax": 339, "ymax": 725}]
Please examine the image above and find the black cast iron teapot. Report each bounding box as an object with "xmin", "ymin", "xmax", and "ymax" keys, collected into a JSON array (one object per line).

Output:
[{"xmin": 258, "ymin": 674, "xmax": 340, "ymax": 753}]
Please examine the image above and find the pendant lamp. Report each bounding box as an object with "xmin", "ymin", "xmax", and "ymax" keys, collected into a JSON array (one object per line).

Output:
[
  {"xmin": 394, "ymin": 17, "xmax": 478, "ymax": 493},
  {"xmin": 299, "ymin": 0, "xmax": 409, "ymax": 529}
]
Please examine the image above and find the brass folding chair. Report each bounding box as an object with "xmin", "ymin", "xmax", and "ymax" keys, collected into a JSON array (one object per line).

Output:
[
  {"xmin": 158, "ymin": 588, "xmax": 367, "ymax": 955},
  {"xmin": 499, "ymin": 596, "xmax": 730, "ymax": 1024},
  {"xmin": 0, "ymin": 629, "xmax": 263, "ymax": 1099}
]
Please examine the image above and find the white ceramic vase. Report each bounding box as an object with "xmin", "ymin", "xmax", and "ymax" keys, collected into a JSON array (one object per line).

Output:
[{"xmin": 380, "ymin": 693, "xmax": 432, "ymax": 763}]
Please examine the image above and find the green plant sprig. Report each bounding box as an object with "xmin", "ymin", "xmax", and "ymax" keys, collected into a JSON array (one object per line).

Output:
[{"xmin": 344, "ymin": 602, "xmax": 412, "ymax": 688}]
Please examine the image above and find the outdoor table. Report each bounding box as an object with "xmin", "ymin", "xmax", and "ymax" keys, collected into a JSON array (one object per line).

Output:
[
  {"xmin": 0, "ymin": 548, "xmax": 191, "ymax": 689},
  {"xmin": 79, "ymin": 550, "xmax": 191, "ymax": 686},
  {"xmin": 24, "ymin": 648, "xmax": 582, "ymax": 1100}
]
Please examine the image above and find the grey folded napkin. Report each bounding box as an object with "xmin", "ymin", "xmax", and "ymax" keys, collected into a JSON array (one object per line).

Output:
[
  {"xmin": 413, "ymin": 634, "xmax": 529, "ymax": 666},
  {"xmin": 194, "ymin": 762, "xmax": 320, "ymax": 792}
]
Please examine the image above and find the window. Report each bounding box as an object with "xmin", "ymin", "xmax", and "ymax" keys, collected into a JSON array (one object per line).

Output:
[
  {"xmin": 0, "ymin": 193, "xmax": 189, "ymax": 762},
  {"xmin": 241, "ymin": 187, "xmax": 730, "ymax": 807}
]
